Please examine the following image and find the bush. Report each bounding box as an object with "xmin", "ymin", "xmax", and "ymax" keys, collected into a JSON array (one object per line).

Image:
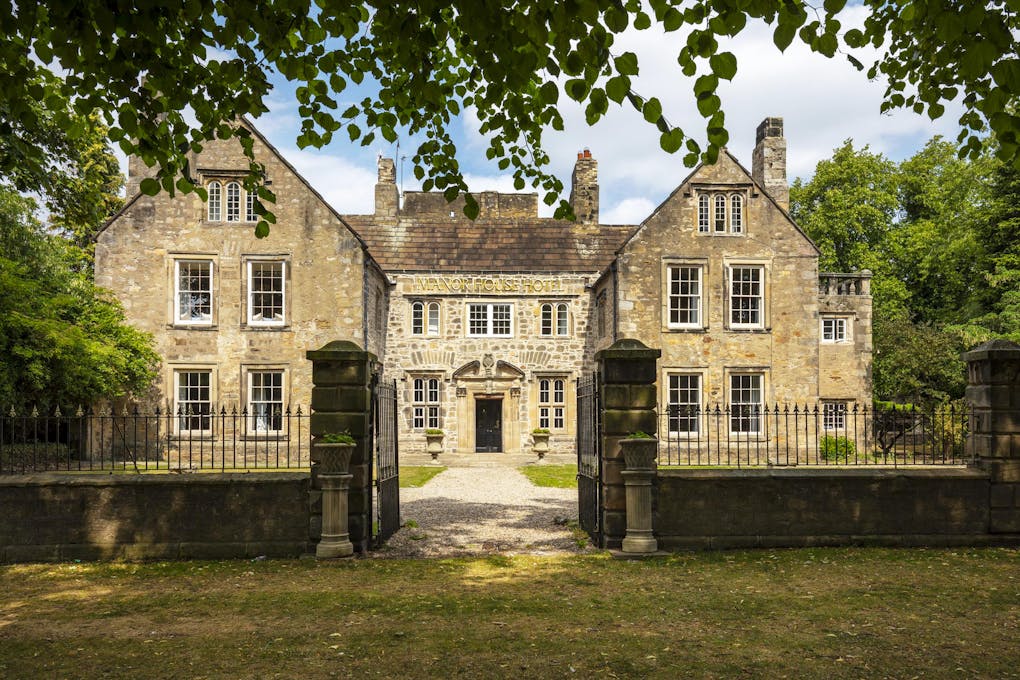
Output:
[{"xmin": 819, "ymin": 435, "xmax": 857, "ymax": 462}]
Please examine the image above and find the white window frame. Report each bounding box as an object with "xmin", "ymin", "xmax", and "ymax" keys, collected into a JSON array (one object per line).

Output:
[
  {"xmin": 666, "ymin": 265, "xmax": 703, "ymax": 329},
  {"xmin": 821, "ymin": 317, "xmax": 850, "ymax": 343},
  {"xmin": 174, "ymin": 369, "xmax": 213, "ymax": 435},
  {"xmin": 538, "ymin": 378, "xmax": 566, "ymax": 430},
  {"xmin": 225, "ymin": 181, "xmax": 241, "ymax": 222},
  {"xmin": 246, "ymin": 260, "xmax": 286, "ymax": 326},
  {"xmin": 426, "ymin": 301, "xmax": 440, "ymax": 336},
  {"xmin": 174, "ymin": 259, "xmax": 214, "ymax": 326},
  {"xmin": 822, "ymin": 401, "xmax": 848, "ymax": 431},
  {"xmin": 714, "ymin": 194, "xmax": 727, "ymax": 232},
  {"xmin": 246, "ymin": 188, "xmax": 258, "ymax": 222},
  {"xmin": 411, "ymin": 301, "xmax": 425, "ymax": 335},
  {"xmin": 728, "ymin": 265, "xmax": 764, "ymax": 330},
  {"xmin": 411, "ymin": 301, "xmax": 441, "ymax": 336},
  {"xmin": 730, "ymin": 194, "xmax": 743, "ymax": 233},
  {"xmin": 467, "ymin": 302, "xmax": 513, "ymax": 337},
  {"xmin": 247, "ymin": 369, "xmax": 285, "ymax": 434},
  {"xmin": 207, "ymin": 181, "xmax": 221, "ymax": 221},
  {"xmin": 540, "ymin": 303, "xmax": 570, "ymax": 337},
  {"xmin": 697, "ymin": 194, "xmax": 710, "ymax": 233},
  {"xmin": 666, "ymin": 373, "xmax": 702, "ymax": 436},
  {"xmin": 729, "ymin": 373, "xmax": 763, "ymax": 435},
  {"xmin": 412, "ymin": 377, "xmax": 441, "ymax": 430}
]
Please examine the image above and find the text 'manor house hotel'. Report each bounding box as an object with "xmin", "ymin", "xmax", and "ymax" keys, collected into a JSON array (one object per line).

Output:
[{"xmin": 96, "ymin": 117, "xmax": 872, "ymax": 456}]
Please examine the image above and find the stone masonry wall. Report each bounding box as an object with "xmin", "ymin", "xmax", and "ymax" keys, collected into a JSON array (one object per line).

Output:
[
  {"xmin": 383, "ymin": 272, "xmax": 596, "ymax": 454},
  {"xmin": 96, "ymin": 125, "xmax": 373, "ymax": 411},
  {"xmin": 615, "ymin": 151, "xmax": 825, "ymax": 423},
  {"xmin": 0, "ymin": 473, "xmax": 310, "ymax": 562}
]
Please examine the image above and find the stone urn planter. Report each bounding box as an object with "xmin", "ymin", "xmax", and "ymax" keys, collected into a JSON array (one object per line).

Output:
[
  {"xmin": 620, "ymin": 434, "xmax": 658, "ymax": 554},
  {"xmin": 532, "ymin": 429, "xmax": 551, "ymax": 459},
  {"xmin": 313, "ymin": 434, "xmax": 355, "ymax": 559},
  {"xmin": 425, "ymin": 429, "xmax": 444, "ymax": 460},
  {"xmin": 315, "ymin": 440, "xmax": 354, "ymax": 475},
  {"xmin": 620, "ymin": 435, "xmax": 658, "ymax": 470}
]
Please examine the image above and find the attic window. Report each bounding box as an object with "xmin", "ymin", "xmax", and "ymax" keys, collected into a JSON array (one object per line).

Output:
[{"xmin": 696, "ymin": 191, "xmax": 746, "ymax": 235}]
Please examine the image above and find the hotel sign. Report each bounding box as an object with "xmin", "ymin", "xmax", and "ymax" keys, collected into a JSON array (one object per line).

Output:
[{"xmin": 413, "ymin": 276, "xmax": 564, "ymax": 294}]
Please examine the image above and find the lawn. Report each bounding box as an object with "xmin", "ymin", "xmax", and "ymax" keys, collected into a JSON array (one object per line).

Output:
[
  {"xmin": 1, "ymin": 549, "xmax": 1017, "ymax": 678},
  {"xmin": 518, "ymin": 463, "xmax": 577, "ymax": 488},
  {"xmin": 399, "ymin": 465, "xmax": 446, "ymax": 487}
]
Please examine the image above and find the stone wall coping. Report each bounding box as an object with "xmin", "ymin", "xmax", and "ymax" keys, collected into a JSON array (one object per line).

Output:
[
  {"xmin": 962, "ymin": 340, "xmax": 1020, "ymax": 362},
  {"xmin": 658, "ymin": 467, "xmax": 989, "ymax": 481},
  {"xmin": 0, "ymin": 472, "xmax": 309, "ymax": 488},
  {"xmin": 596, "ymin": 338, "xmax": 662, "ymax": 360},
  {"xmin": 306, "ymin": 340, "xmax": 377, "ymax": 362}
]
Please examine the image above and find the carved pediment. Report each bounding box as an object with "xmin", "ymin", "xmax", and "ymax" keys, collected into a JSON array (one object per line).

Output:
[{"xmin": 452, "ymin": 358, "xmax": 525, "ymax": 380}]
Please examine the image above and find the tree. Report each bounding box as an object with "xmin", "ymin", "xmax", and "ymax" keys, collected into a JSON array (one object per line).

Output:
[
  {"xmin": 1, "ymin": 1, "xmax": 1018, "ymax": 232},
  {"xmin": 790, "ymin": 138, "xmax": 995, "ymax": 403},
  {"xmin": 0, "ymin": 187, "xmax": 158, "ymax": 410}
]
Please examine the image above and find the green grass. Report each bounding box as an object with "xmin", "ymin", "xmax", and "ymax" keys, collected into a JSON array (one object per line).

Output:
[
  {"xmin": 518, "ymin": 463, "xmax": 577, "ymax": 488},
  {"xmin": 1, "ymin": 549, "xmax": 1018, "ymax": 678},
  {"xmin": 399, "ymin": 465, "xmax": 446, "ymax": 487}
]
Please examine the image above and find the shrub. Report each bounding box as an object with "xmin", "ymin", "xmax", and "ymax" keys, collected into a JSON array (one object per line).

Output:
[
  {"xmin": 425, "ymin": 428, "xmax": 443, "ymax": 436},
  {"xmin": 319, "ymin": 432, "xmax": 355, "ymax": 445},
  {"xmin": 627, "ymin": 431, "xmax": 654, "ymax": 439},
  {"xmin": 820, "ymin": 435, "xmax": 857, "ymax": 462},
  {"xmin": 532, "ymin": 428, "xmax": 550, "ymax": 434}
]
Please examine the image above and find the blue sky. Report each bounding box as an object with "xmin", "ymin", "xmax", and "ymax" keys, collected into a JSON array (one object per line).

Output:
[{"xmin": 131, "ymin": 9, "xmax": 966, "ymax": 224}]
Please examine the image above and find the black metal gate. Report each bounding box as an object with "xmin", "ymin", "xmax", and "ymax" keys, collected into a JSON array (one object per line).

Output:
[
  {"xmin": 576, "ymin": 371, "xmax": 603, "ymax": 547},
  {"xmin": 371, "ymin": 377, "xmax": 400, "ymax": 547}
]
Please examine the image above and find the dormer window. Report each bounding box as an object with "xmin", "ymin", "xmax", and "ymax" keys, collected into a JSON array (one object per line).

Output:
[{"xmin": 697, "ymin": 191, "xmax": 746, "ymax": 235}]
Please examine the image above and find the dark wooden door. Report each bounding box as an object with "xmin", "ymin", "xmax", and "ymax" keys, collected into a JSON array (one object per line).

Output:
[{"xmin": 475, "ymin": 399, "xmax": 502, "ymax": 452}]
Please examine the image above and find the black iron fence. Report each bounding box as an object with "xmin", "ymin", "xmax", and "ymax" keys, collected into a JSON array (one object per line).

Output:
[
  {"xmin": 657, "ymin": 403, "xmax": 975, "ymax": 467},
  {"xmin": 0, "ymin": 405, "xmax": 309, "ymax": 474}
]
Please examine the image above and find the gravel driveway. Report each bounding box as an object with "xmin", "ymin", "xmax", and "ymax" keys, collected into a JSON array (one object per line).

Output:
[{"xmin": 373, "ymin": 464, "xmax": 592, "ymax": 558}]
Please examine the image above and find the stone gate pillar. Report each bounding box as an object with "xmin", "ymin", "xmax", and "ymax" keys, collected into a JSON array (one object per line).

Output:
[
  {"xmin": 596, "ymin": 339, "xmax": 661, "ymax": 549},
  {"xmin": 964, "ymin": 339, "xmax": 1020, "ymax": 534},
  {"xmin": 306, "ymin": 340, "xmax": 377, "ymax": 553}
]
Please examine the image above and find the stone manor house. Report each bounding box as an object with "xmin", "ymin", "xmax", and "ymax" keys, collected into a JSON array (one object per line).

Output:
[{"xmin": 95, "ymin": 117, "xmax": 872, "ymax": 455}]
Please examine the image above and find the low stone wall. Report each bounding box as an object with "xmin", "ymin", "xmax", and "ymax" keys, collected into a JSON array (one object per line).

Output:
[
  {"xmin": 654, "ymin": 467, "xmax": 1008, "ymax": 550},
  {"xmin": 0, "ymin": 473, "xmax": 311, "ymax": 562}
]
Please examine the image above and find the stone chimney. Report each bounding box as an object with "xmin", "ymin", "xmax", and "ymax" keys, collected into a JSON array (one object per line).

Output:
[
  {"xmin": 569, "ymin": 148, "xmax": 599, "ymax": 224},
  {"xmin": 752, "ymin": 117, "xmax": 789, "ymax": 211},
  {"xmin": 375, "ymin": 156, "xmax": 399, "ymax": 217}
]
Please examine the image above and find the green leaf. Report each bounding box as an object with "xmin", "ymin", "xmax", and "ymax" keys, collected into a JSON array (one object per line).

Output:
[
  {"xmin": 709, "ymin": 52, "xmax": 737, "ymax": 80},
  {"xmin": 642, "ymin": 97, "xmax": 662, "ymax": 124},
  {"xmin": 139, "ymin": 178, "xmax": 160, "ymax": 196},
  {"xmin": 663, "ymin": 7, "xmax": 683, "ymax": 31},
  {"xmin": 565, "ymin": 79, "xmax": 589, "ymax": 101},
  {"xmin": 255, "ymin": 221, "xmax": 270, "ymax": 238},
  {"xmin": 615, "ymin": 52, "xmax": 639, "ymax": 76},
  {"xmin": 823, "ymin": 0, "xmax": 846, "ymax": 13},
  {"xmin": 634, "ymin": 12, "xmax": 651, "ymax": 30},
  {"xmin": 659, "ymin": 128, "xmax": 684, "ymax": 153},
  {"xmin": 606, "ymin": 75, "xmax": 630, "ymax": 103},
  {"xmin": 774, "ymin": 24, "xmax": 796, "ymax": 51}
]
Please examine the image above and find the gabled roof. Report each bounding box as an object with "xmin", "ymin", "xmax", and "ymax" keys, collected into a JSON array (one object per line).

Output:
[
  {"xmin": 96, "ymin": 118, "xmax": 374, "ymax": 259},
  {"xmin": 346, "ymin": 214, "xmax": 636, "ymax": 273},
  {"xmin": 613, "ymin": 148, "xmax": 820, "ymax": 258}
]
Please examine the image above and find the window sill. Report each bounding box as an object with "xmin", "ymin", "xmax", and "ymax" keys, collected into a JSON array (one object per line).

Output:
[
  {"xmin": 663, "ymin": 326, "xmax": 708, "ymax": 333},
  {"xmin": 241, "ymin": 325, "xmax": 291, "ymax": 332},
  {"xmin": 726, "ymin": 327, "xmax": 771, "ymax": 333},
  {"xmin": 168, "ymin": 324, "xmax": 218, "ymax": 331},
  {"xmin": 201, "ymin": 220, "xmax": 258, "ymax": 227}
]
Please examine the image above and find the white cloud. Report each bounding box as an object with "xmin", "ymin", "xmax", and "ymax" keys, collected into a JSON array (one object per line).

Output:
[
  {"xmin": 279, "ymin": 145, "xmax": 378, "ymax": 214},
  {"xmin": 601, "ymin": 197, "xmax": 657, "ymax": 225}
]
